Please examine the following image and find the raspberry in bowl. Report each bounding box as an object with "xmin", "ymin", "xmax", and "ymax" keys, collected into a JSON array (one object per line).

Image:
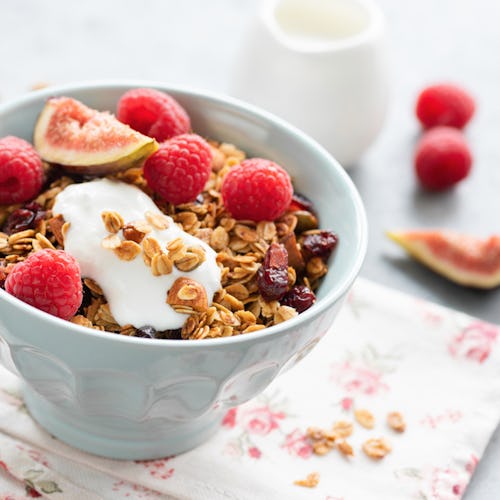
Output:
[{"xmin": 0, "ymin": 81, "xmax": 367, "ymax": 459}]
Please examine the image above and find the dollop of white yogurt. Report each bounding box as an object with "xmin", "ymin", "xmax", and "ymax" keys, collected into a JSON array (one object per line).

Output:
[{"xmin": 52, "ymin": 178, "xmax": 221, "ymax": 330}]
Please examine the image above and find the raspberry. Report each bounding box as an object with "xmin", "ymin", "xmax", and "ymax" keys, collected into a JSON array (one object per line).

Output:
[
  {"xmin": 143, "ymin": 133, "xmax": 212, "ymax": 205},
  {"xmin": 416, "ymin": 84, "xmax": 475, "ymax": 129},
  {"xmin": 0, "ymin": 136, "xmax": 44, "ymax": 205},
  {"xmin": 414, "ymin": 126, "xmax": 472, "ymax": 191},
  {"xmin": 221, "ymin": 158, "xmax": 293, "ymax": 221},
  {"xmin": 117, "ymin": 88, "xmax": 191, "ymax": 141},
  {"xmin": 5, "ymin": 249, "xmax": 83, "ymax": 320}
]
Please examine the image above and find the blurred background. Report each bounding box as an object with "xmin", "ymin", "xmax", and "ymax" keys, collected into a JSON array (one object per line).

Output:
[{"xmin": 1, "ymin": 1, "xmax": 500, "ymax": 496}]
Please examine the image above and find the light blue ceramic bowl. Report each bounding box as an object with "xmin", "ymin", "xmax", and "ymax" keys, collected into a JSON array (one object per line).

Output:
[{"xmin": 0, "ymin": 81, "xmax": 367, "ymax": 459}]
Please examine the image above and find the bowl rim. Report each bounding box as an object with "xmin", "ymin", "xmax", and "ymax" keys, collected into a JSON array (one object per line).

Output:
[{"xmin": 0, "ymin": 79, "xmax": 368, "ymax": 347}]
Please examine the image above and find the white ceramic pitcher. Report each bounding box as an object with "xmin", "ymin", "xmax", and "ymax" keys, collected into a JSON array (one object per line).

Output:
[{"xmin": 230, "ymin": 0, "xmax": 389, "ymax": 168}]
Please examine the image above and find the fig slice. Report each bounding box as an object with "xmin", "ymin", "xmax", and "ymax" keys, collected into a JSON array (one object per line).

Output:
[
  {"xmin": 387, "ymin": 229, "xmax": 500, "ymax": 289},
  {"xmin": 34, "ymin": 97, "xmax": 158, "ymax": 175}
]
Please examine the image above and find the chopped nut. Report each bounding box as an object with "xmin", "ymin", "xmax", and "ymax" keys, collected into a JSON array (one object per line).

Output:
[
  {"xmin": 332, "ymin": 420, "xmax": 353, "ymax": 438},
  {"xmin": 294, "ymin": 472, "xmax": 320, "ymax": 488},
  {"xmin": 145, "ymin": 210, "xmax": 170, "ymax": 230},
  {"xmin": 113, "ymin": 240, "xmax": 142, "ymax": 261},
  {"xmin": 167, "ymin": 277, "xmax": 208, "ymax": 312},
  {"xmin": 387, "ymin": 412, "xmax": 406, "ymax": 432},
  {"xmin": 337, "ymin": 440, "xmax": 354, "ymax": 457},
  {"xmin": 122, "ymin": 221, "xmax": 152, "ymax": 243},
  {"xmin": 355, "ymin": 408, "xmax": 375, "ymax": 429},
  {"xmin": 362, "ymin": 438, "xmax": 392, "ymax": 459},
  {"xmin": 281, "ymin": 232, "xmax": 305, "ymax": 272},
  {"xmin": 151, "ymin": 253, "xmax": 173, "ymax": 276},
  {"xmin": 101, "ymin": 234, "xmax": 121, "ymax": 250},
  {"xmin": 101, "ymin": 210, "xmax": 124, "ymax": 233},
  {"xmin": 48, "ymin": 215, "xmax": 66, "ymax": 246}
]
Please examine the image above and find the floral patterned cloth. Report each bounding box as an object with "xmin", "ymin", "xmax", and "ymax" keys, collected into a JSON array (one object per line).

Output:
[{"xmin": 1, "ymin": 278, "xmax": 500, "ymax": 500}]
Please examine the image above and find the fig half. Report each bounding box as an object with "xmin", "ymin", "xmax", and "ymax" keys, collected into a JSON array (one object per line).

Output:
[
  {"xmin": 34, "ymin": 97, "xmax": 158, "ymax": 175},
  {"xmin": 387, "ymin": 229, "xmax": 500, "ymax": 289}
]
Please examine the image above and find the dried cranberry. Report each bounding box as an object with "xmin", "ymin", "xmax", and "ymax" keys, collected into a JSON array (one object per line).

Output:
[
  {"xmin": 3, "ymin": 202, "xmax": 45, "ymax": 235},
  {"xmin": 281, "ymin": 285, "xmax": 316, "ymax": 313},
  {"xmin": 288, "ymin": 192, "xmax": 316, "ymax": 214},
  {"xmin": 135, "ymin": 325, "xmax": 157, "ymax": 339},
  {"xmin": 302, "ymin": 231, "xmax": 338, "ymax": 260},
  {"xmin": 257, "ymin": 242, "xmax": 289, "ymax": 301}
]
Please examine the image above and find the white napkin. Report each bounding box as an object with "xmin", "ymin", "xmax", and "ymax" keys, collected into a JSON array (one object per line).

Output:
[{"xmin": 0, "ymin": 278, "xmax": 499, "ymax": 500}]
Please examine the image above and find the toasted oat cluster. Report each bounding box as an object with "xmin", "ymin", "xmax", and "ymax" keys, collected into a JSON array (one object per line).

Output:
[
  {"xmin": 0, "ymin": 141, "xmax": 336, "ymax": 340},
  {"xmin": 303, "ymin": 409, "xmax": 405, "ymax": 464}
]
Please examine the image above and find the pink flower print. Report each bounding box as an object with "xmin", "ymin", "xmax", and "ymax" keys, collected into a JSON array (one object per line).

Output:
[
  {"xmin": 0, "ymin": 461, "xmax": 8, "ymax": 472},
  {"xmin": 248, "ymin": 446, "xmax": 262, "ymax": 459},
  {"xmin": 222, "ymin": 407, "xmax": 238, "ymax": 428},
  {"xmin": 332, "ymin": 361, "xmax": 388, "ymax": 395},
  {"xmin": 25, "ymin": 487, "xmax": 41, "ymax": 498},
  {"xmin": 134, "ymin": 458, "xmax": 174, "ymax": 480},
  {"xmin": 340, "ymin": 397, "xmax": 353, "ymax": 411},
  {"xmin": 240, "ymin": 406, "xmax": 285, "ymax": 435},
  {"xmin": 465, "ymin": 454, "xmax": 479, "ymax": 474},
  {"xmin": 282, "ymin": 429, "xmax": 313, "ymax": 459},
  {"xmin": 448, "ymin": 321, "xmax": 498, "ymax": 363},
  {"xmin": 112, "ymin": 481, "xmax": 162, "ymax": 498},
  {"xmin": 420, "ymin": 409, "xmax": 463, "ymax": 429},
  {"xmin": 424, "ymin": 466, "xmax": 467, "ymax": 500}
]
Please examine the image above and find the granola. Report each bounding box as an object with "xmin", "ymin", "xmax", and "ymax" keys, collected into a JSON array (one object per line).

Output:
[
  {"xmin": 0, "ymin": 140, "xmax": 335, "ymax": 340},
  {"xmin": 294, "ymin": 472, "xmax": 320, "ymax": 488}
]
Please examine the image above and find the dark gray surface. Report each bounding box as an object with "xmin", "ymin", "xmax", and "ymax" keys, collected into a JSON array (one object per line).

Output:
[
  {"xmin": 1, "ymin": 0, "xmax": 499, "ymax": 498},
  {"xmin": 351, "ymin": 1, "xmax": 500, "ymax": 326}
]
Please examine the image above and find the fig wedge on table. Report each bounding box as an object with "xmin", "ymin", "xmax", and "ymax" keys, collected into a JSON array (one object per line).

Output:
[
  {"xmin": 387, "ymin": 229, "xmax": 500, "ymax": 289},
  {"xmin": 34, "ymin": 97, "xmax": 158, "ymax": 175}
]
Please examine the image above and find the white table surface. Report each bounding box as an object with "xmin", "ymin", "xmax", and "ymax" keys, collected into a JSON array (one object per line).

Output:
[{"xmin": 1, "ymin": 0, "xmax": 499, "ymax": 498}]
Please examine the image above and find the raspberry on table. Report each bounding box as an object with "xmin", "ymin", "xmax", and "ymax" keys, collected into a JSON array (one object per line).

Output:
[
  {"xmin": 221, "ymin": 158, "xmax": 293, "ymax": 221},
  {"xmin": 416, "ymin": 83, "xmax": 475, "ymax": 129},
  {"xmin": 143, "ymin": 133, "xmax": 212, "ymax": 205},
  {"xmin": 0, "ymin": 136, "xmax": 44, "ymax": 205},
  {"xmin": 117, "ymin": 88, "xmax": 191, "ymax": 142},
  {"xmin": 5, "ymin": 249, "xmax": 83, "ymax": 320},
  {"xmin": 414, "ymin": 126, "xmax": 472, "ymax": 191}
]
